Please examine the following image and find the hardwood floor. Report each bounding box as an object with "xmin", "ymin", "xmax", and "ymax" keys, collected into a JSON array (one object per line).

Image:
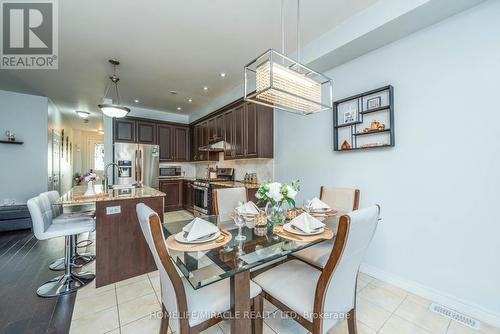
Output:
[{"xmin": 0, "ymin": 229, "xmax": 75, "ymax": 334}]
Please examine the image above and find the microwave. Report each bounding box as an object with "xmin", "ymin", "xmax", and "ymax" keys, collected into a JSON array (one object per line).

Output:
[{"xmin": 159, "ymin": 166, "xmax": 182, "ymax": 177}]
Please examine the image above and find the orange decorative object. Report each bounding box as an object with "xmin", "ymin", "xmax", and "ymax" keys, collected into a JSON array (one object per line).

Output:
[
  {"xmin": 341, "ymin": 140, "xmax": 351, "ymax": 150},
  {"xmin": 363, "ymin": 120, "xmax": 386, "ymax": 133}
]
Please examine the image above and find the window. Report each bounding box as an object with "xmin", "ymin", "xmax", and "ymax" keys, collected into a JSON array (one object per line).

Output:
[{"xmin": 94, "ymin": 143, "xmax": 105, "ymax": 171}]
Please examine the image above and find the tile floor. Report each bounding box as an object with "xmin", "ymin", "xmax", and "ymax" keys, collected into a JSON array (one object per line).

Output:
[{"xmin": 69, "ymin": 211, "xmax": 500, "ymax": 334}]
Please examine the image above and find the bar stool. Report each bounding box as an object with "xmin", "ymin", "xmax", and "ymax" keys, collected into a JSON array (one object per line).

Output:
[
  {"xmin": 27, "ymin": 195, "xmax": 96, "ymax": 297},
  {"xmin": 42, "ymin": 191, "xmax": 96, "ymax": 269}
]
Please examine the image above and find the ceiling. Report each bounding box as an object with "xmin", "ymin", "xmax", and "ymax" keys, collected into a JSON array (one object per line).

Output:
[{"xmin": 0, "ymin": 0, "xmax": 379, "ymax": 130}]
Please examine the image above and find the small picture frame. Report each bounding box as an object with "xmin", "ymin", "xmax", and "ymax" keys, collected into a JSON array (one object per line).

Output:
[
  {"xmin": 343, "ymin": 110, "xmax": 357, "ymax": 124},
  {"xmin": 366, "ymin": 96, "xmax": 381, "ymax": 110}
]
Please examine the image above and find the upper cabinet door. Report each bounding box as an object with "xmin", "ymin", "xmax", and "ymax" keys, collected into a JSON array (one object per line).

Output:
[
  {"xmin": 245, "ymin": 103, "xmax": 258, "ymax": 157},
  {"xmin": 174, "ymin": 127, "xmax": 189, "ymax": 161},
  {"xmin": 215, "ymin": 114, "xmax": 224, "ymax": 141},
  {"xmin": 114, "ymin": 119, "xmax": 136, "ymax": 143},
  {"xmin": 233, "ymin": 105, "xmax": 245, "ymax": 158},
  {"xmin": 136, "ymin": 121, "xmax": 157, "ymax": 144},
  {"xmin": 157, "ymin": 125, "xmax": 173, "ymax": 161},
  {"xmin": 223, "ymin": 110, "xmax": 234, "ymax": 158}
]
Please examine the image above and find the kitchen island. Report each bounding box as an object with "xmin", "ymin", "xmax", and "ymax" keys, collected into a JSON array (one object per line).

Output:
[{"xmin": 56, "ymin": 185, "xmax": 165, "ymax": 287}]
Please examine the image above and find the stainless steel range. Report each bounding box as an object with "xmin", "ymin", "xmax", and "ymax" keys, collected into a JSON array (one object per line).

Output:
[{"xmin": 193, "ymin": 168, "xmax": 234, "ymax": 216}]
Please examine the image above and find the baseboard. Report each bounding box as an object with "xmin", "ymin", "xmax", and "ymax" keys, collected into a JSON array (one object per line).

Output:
[{"xmin": 359, "ymin": 263, "xmax": 500, "ymax": 329}]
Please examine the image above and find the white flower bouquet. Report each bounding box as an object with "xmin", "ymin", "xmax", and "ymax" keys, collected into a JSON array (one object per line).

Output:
[{"xmin": 255, "ymin": 180, "xmax": 300, "ymax": 206}]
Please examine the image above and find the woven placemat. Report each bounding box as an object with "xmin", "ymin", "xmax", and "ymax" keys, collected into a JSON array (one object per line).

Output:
[
  {"xmin": 272, "ymin": 225, "xmax": 333, "ymax": 242},
  {"xmin": 294, "ymin": 208, "xmax": 338, "ymax": 218},
  {"xmin": 166, "ymin": 229, "xmax": 232, "ymax": 252}
]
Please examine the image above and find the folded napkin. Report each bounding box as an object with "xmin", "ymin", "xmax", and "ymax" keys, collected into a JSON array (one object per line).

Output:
[
  {"xmin": 310, "ymin": 197, "xmax": 330, "ymax": 210},
  {"xmin": 182, "ymin": 217, "xmax": 219, "ymax": 242},
  {"xmin": 236, "ymin": 201, "xmax": 260, "ymax": 215},
  {"xmin": 290, "ymin": 212, "xmax": 325, "ymax": 234}
]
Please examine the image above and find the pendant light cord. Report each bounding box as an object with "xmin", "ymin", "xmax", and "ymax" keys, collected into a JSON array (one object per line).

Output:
[
  {"xmin": 296, "ymin": 0, "xmax": 300, "ymax": 63},
  {"xmin": 281, "ymin": 0, "xmax": 285, "ymax": 55}
]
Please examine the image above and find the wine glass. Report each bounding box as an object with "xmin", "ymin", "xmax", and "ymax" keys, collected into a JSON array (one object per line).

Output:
[
  {"xmin": 234, "ymin": 209, "xmax": 246, "ymax": 241},
  {"xmin": 303, "ymin": 199, "xmax": 312, "ymax": 213}
]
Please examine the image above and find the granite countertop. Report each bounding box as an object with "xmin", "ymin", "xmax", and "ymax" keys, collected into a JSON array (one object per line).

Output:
[
  {"xmin": 209, "ymin": 181, "xmax": 260, "ymax": 189},
  {"xmin": 55, "ymin": 185, "xmax": 165, "ymax": 206}
]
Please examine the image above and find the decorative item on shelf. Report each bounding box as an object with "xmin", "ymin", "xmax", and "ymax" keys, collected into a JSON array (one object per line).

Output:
[
  {"xmin": 361, "ymin": 143, "xmax": 386, "ymax": 148},
  {"xmin": 363, "ymin": 120, "xmax": 386, "ymax": 133},
  {"xmin": 341, "ymin": 140, "xmax": 351, "ymax": 150},
  {"xmin": 256, "ymin": 180, "xmax": 300, "ymax": 226},
  {"xmin": 5, "ymin": 130, "xmax": 16, "ymax": 142},
  {"xmin": 343, "ymin": 110, "xmax": 357, "ymax": 124},
  {"xmin": 366, "ymin": 96, "xmax": 381, "ymax": 110}
]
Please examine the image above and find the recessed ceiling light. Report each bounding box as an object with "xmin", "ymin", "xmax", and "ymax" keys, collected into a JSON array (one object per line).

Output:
[
  {"xmin": 177, "ymin": 107, "xmax": 182, "ymax": 111},
  {"xmin": 188, "ymin": 98, "xmax": 193, "ymax": 103},
  {"xmin": 203, "ymin": 86, "xmax": 208, "ymax": 91},
  {"xmin": 170, "ymin": 90, "xmax": 177, "ymax": 95},
  {"xmin": 134, "ymin": 99, "xmax": 140, "ymax": 103},
  {"xmin": 219, "ymin": 72, "xmax": 226, "ymax": 78},
  {"xmin": 76, "ymin": 111, "xmax": 90, "ymax": 119}
]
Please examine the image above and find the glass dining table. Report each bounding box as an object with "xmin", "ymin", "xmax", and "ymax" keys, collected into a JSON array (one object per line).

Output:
[{"xmin": 161, "ymin": 213, "xmax": 342, "ymax": 334}]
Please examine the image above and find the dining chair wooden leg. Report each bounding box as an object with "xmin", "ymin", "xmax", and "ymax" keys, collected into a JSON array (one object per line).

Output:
[
  {"xmin": 347, "ymin": 308, "xmax": 358, "ymax": 334},
  {"xmin": 252, "ymin": 294, "xmax": 263, "ymax": 334},
  {"xmin": 161, "ymin": 304, "xmax": 170, "ymax": 334}
]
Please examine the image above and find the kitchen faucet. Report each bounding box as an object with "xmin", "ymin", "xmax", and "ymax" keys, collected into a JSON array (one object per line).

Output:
[{"xmin": 103, "ymin": 162, "xmax": 118, "ymax": 189}]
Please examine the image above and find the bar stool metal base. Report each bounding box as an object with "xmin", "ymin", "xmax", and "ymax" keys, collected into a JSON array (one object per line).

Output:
[
  {"xmin": 49, "ymin": 257, "xmax": 66, "ymax": 271},
  {"xmin": 37, "ymin": 272, "xmax": 95, "ymax": 298},
  {"xmin": 73, "ymin": 253, "xmax": 96, "ymax": 266}
]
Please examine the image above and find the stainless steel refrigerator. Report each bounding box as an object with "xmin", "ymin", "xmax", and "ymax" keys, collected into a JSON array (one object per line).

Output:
[{"xmin": 113, "ymin": 143, "xmax": 159, "ymax": 189}]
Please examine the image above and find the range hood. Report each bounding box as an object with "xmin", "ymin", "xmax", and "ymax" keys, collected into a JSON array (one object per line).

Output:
[{"xmin": 199, "ymin": 140, "xmax": 226, "ymax": 152}]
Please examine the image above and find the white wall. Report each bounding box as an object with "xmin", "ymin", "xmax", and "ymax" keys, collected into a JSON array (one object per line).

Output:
[
  {"xmin": 275, "ymin": 0, "xmax": 500, "ymax": 326},
  {"xmin": 0, "ymin": 90, "xmax": 49, "ymax": 204}
]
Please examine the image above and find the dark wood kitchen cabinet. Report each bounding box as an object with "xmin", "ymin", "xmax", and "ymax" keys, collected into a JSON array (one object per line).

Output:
[
  {"xmin": 208, "ymin": 114, "xmax": 224, "ymax": 143},
  {"xmin": 114, "ymin": 119, "xmax": 136, "ymax": 143},
  {"xmin": 136, "ymin": 120, "xmax": 157, "ymax": 144},
  {"xmin": 157, "ymin": 125, "xmax": 174, "ymax": 161},
  {"xmin": 232, "ymin": 104, "xmax": 246, "ymax": 158},
  {"xmin": 173, "ymin": 127, "xmax": 189, "ymax": 161},
  {"xmin": 159, "ymin": 179, "xmax": 182, "ymax": 212},
  {"xmin": 182, "ymin": 180, "xmax": 194, "ymax": 211},
  {"xmin": 223, "ymin": 110, "xmax": 234, "ymax": 159},
  {"xmin": 158, "ymin": 125, "xmax": 190, "ymax": 162},
  {"xmin": 245, "ymin": 103, "xmax": 258, "ymax": 157}
]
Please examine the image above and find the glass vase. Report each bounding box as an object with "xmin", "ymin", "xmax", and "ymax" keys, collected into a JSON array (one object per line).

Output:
[{"xmin": 266, "ymin": 202, "xmax": 284, "ymax": 226}]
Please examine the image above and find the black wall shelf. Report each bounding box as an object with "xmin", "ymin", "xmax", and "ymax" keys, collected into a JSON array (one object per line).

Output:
[
  {"xmin": 0, "ymin": 140, "xmax": 24, "ymax": 145},
  {"xmin": 333, "ymin": 85, "xmax": 395, "ymax": 152},
  {"xmin": 353, "ymin": 129, "xmax": 391, "ymax": 136}
]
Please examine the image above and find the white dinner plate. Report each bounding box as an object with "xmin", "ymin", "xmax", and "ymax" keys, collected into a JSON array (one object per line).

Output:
[
  {"xmin": 283, "ymin": 223, "xmax": 324, "ymax": 236},
  {"xmin": 174, "ymin": 231, "xmax": 221, "ymax": 244}
]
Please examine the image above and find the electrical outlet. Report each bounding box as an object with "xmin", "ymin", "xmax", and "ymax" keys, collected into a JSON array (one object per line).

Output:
[{"xmin": 106, "ymin": 206, "xmax": 121, "ymax": 215}]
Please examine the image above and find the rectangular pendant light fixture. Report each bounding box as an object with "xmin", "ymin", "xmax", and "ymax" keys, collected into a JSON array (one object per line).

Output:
[{"xmin": 244, "ymin": 49, "xmax": 333, "ymax": 115}]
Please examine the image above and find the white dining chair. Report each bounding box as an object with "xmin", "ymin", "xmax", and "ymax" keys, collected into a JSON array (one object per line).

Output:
[
  {"xmin": 27, "ymin": 195, "xmax": 96, "ymax": 297},
  {"xmin": 252, "ymin": 205, "xmax": 380, "ymax": 334},
  {"xmin": 292, "ymin": 187, "xmax": 360, "ymax": 269},
  {"xmin": 136, "ymin": 203, "xmax": 263, "ymax": 334},
  {"xmin": 213, "ymin": 187, "xmax": 248, "ymax": 221}
]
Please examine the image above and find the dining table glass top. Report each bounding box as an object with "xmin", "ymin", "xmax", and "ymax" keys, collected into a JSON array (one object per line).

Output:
[{"xmin": 161, "ymin": 213, "xmax": 342, "ymax": 290}]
